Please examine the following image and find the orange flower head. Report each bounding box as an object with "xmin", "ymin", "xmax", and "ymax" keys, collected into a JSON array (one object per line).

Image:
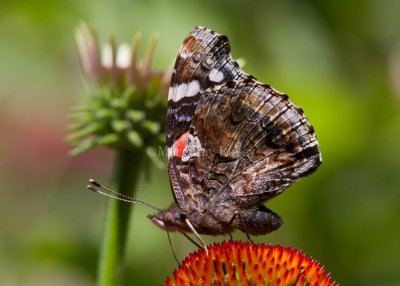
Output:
[{"xmin": 166, "ymin": 241, "xmax": 338, "ymax": 286}]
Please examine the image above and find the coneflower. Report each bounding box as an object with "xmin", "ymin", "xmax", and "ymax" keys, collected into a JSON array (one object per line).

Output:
[{"xmin": 166, "ymin": 241, "xmax": 338, "ymax": 286}]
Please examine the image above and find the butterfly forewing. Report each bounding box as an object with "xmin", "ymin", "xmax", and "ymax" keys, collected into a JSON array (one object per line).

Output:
[{"xmin": 167, "ymin": 26, "xmax": 248, "ymax": 209}]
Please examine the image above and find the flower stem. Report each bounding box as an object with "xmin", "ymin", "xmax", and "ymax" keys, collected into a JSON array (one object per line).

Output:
[{"xmin": 96, "ymin": 149, "xmax": 143, "ymax": 286}]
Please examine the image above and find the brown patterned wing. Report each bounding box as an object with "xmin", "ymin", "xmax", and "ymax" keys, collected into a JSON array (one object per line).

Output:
[
  {"xmin": 190, "ymin": 78, "xmax": 321, "ymax": 207},
  {"xmin": 167, "ymin": 27, "xmax": 248, "ymax": 209},
  {"xmin": 168, "ymin": 26, "xmax": 321, "ymax": 213}
]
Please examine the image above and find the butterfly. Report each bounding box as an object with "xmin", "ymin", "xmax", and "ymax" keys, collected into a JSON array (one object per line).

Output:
[
  {"xmin": 147, "ymin": 26, "xmax": 321, "ymax": 246},
  {"xmin": 89, "ymin": 26, "xmax": 321, "ymax": 248}
]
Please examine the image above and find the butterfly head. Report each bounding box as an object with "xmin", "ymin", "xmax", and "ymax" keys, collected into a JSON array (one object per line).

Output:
[{"xmin": 147, "ymin": 203, "xmax": 188, "ymax": 232}]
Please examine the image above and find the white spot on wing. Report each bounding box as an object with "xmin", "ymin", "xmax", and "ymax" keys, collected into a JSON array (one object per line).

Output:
[
  {"xmin": 170, "ymin": 80, "xmax": 200, "ymax": 102},
  {"xmin": 168, "ymin": 87, "xmax": 173, "ymax": 100},
  {"xmin": 209, "ymin": 69, "xmax": 224, "ymax": 82},
  {"xmin": 187, "ymin": 80, "xmax": 200, "ymax": 97},
  {"xmin": 180, "ymin": 49, "xmax": 190, "ymax": 59},
  {"xmin": 167, "ymin": 147, "xmax": 173, "ymax": 158},
  {"xmin": 181, "ymin": 134, "xmax": 201, "ymax": 162}
]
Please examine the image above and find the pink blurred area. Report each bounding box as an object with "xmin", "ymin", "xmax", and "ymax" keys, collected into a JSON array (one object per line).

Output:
[{"xmin": 0, "ymin": 99, "xmax": 113, "ymax": 190}]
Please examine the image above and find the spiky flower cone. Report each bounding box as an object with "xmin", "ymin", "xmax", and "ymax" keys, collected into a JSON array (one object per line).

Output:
[
  {"xmin": 68, "ymin": 23, "xmax": 170, "ymax": 169},
  {"xmin": 166, "ymin": 241, "xmax": 338, "ymax": 286}
]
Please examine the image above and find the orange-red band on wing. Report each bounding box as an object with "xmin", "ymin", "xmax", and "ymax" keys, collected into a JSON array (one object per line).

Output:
[{"xmin": 174, "ymin": 131, "xmax": 189, "ymax": 158}]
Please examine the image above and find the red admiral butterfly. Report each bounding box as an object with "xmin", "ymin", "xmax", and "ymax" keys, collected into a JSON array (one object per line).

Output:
[
  {"xmin": 89, "ymin": 26, "xmax": 321, "ymax": 248},
  {"xmin": 148, "ymin": 26, "xmax": 321, "ymax": 244}
]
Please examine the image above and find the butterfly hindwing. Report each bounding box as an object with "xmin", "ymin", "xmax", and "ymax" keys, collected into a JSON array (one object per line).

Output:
[{"xmin": 188, "ymin": 76, "xmax": 321, "ymax": 208}]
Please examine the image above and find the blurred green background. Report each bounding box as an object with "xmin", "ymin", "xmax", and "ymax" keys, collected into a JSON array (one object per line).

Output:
[{"xmin": 1, "ymin": 0, "xmax": 400, "ymax": 285}]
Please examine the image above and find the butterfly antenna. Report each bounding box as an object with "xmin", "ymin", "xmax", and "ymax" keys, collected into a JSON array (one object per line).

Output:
[{"xmin": 87, "ymin": 179, "xmax": 163, "ymax": 212}]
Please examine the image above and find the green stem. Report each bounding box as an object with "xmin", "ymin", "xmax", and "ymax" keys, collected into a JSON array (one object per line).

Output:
[{"xmin": 96, "ymin": 149, "xmax": 143, "ymax": 286}]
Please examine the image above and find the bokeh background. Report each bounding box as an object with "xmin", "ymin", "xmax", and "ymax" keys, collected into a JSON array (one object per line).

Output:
[{"xmin": 1, "ymin": 0, "xmax": 400, "ymax": 285}]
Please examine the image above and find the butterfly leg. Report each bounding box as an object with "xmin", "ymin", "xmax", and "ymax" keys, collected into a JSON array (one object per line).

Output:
[
  {"xmin": 182, "ymin": 232, "xmax": 202, "ymax": 249},
  {"xmin": 226, "ymin": 211, "xmax": 254, "ymax": 242},
  {"xmin": 225, "ymin": 214, "xmax": 234, "ymax": 240},
  {"xmin": 167, "ymin": 232, "xmax": 180, "ymax": 264},
  {"xmin": 185, "ymin": 218, "xmax": 208, "ymax": 254},
  {"xmin": 237, "ymin": 212, "xmax": 254, "ymax": 243}
]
